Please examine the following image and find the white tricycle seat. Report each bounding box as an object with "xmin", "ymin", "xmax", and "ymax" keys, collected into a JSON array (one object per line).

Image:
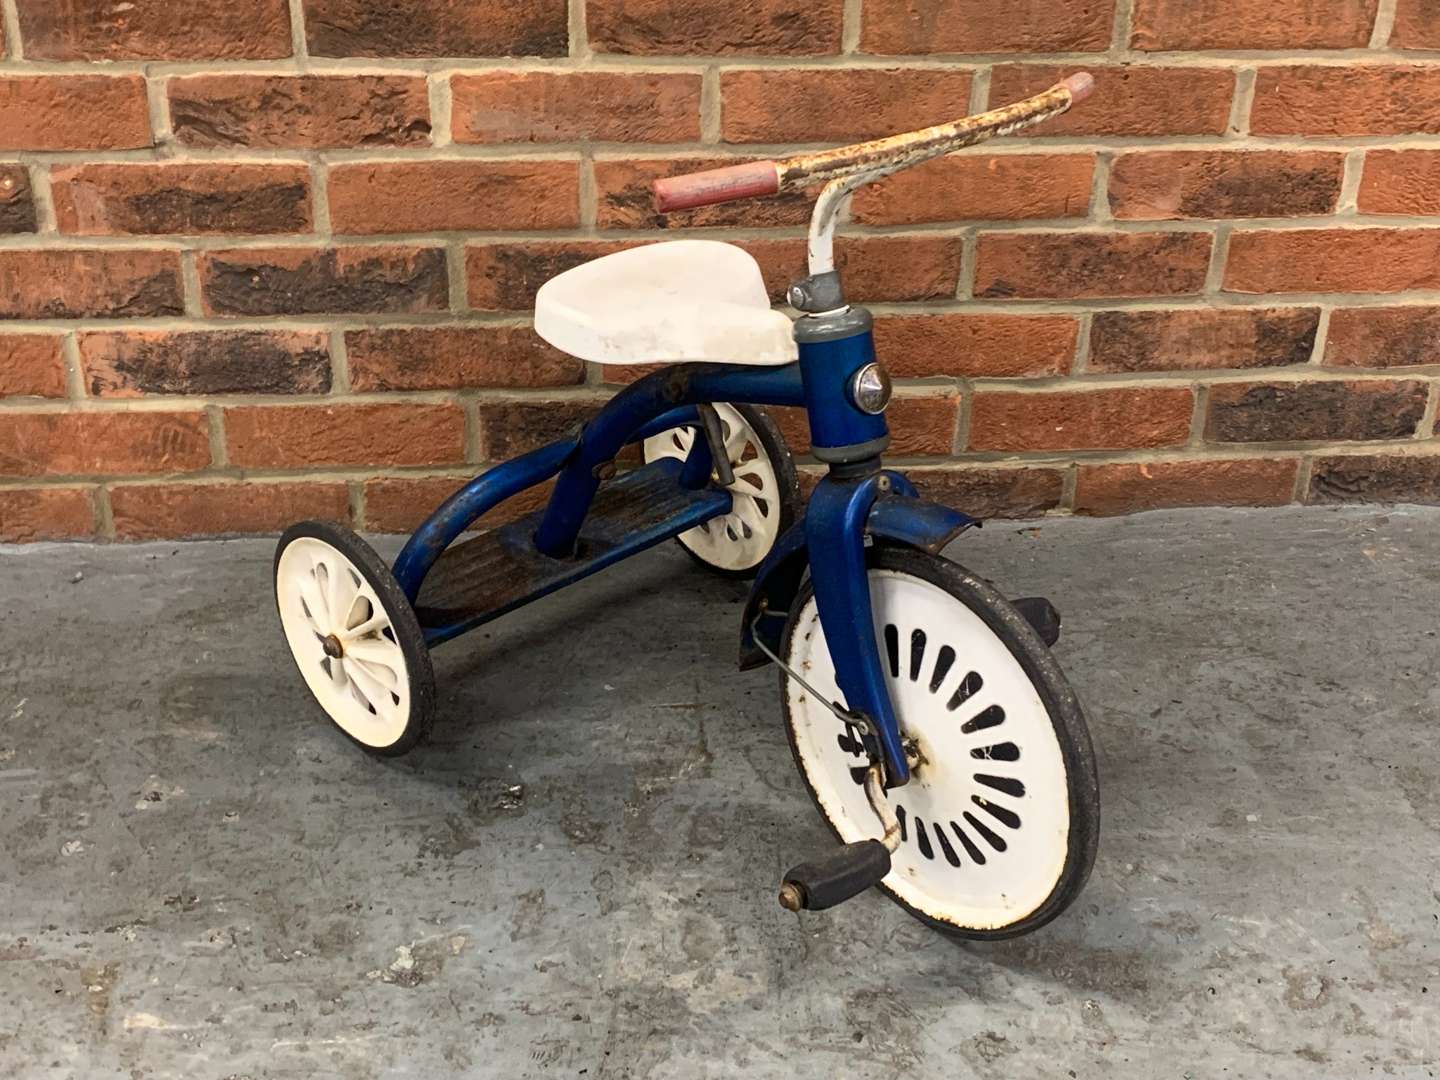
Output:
[{"xmin": 534, "ymin": 240, "xmax": 798, "ymax": 367}]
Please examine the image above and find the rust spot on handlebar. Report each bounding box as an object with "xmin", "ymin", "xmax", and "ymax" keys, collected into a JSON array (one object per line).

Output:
[{"xmin": 776, "ymin": 82, "xmax": 1081, "ymax": 190}]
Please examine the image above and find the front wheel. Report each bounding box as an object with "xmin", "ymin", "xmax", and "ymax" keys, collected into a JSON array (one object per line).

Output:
[{"xmin": 780, "ymin": 547, "xmax": 1099, "ymax": 939}]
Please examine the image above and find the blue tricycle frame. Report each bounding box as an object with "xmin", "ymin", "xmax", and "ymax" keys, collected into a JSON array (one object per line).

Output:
[
  {"xmin": 275, "ymin": 71, "xmax": 1102, "ymax": 933},
  {"xmin": 390, "ymin": 327, "xmax": 975, "ymax": 789}
]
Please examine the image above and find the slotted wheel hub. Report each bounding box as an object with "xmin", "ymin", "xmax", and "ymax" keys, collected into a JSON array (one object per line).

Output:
[
  {"xmin": 643, "ymin": 404, "xmax": 782, "ymax": 572},
  {"xmin": 275, "ymin": 537, "xmax": 413, "ymax": 749},
  {"xmin": 785, "ymin": 569, "xmax": 1072, "ymax": 931}
]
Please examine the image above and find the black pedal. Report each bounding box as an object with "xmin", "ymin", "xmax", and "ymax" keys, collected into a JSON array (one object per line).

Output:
[
  {"xmin": 1012, "ymin": 596, "xmax": 1061, "ymax": 646},
  {"xmin": 778, "ymin": 840, "xmax": 892, "ymax": 912}
]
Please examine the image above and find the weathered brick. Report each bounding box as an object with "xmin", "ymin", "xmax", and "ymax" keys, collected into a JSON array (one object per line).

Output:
[
  {"xmin": 170, "ymin": 75, "xmax": 430, "ymax": 150},
  {"xmin": 1205, "ymin": 380, "xmax": 1428, "ymax": 443},
  {"xmin": 0, "ymin": 336, "xmax": 66, "ymax": 398},
  {"xmin": 51, "ymin": 164, "xmax": 312, "ymax": 237},
  {"xmin": 111, "ymin": 481, "xmax": 350, "ymax": 541},
  {"xmin": 975, "ymin": 232, "xmax": 1212, "ymax": 300},
  {"xmin": 881, "ymin": 396, "xmax": 960, "ymax": 456},
  {"xmin": 478, "ymin": 398, "xmax": 610, "ymax": 459},
  {"xmin": 1357, "ymin": 150, "xmax": 1440, "ymax": 215},
  {"xmin": 225, "ymin": 403, "xmax": 465, "ymax": 469},
  {"xmin": 775, "ymin": 394, "xmax": 959, "ymax": 456},
  {"xmin": 872, "ymin": 314, "xmax": 1078, "ymax": 378},
  {"xmin": 599, "ymin": 363, "xmax": 666, "ymax": 386},
  {"xmin": 0, "ymin": 76, "xmax": 150, "ymax": 151},
  {"xmin": 1224, "ymin": 229, "xmax": 1440, "ymax": 295},
  {"xmin": 594, "ymin": 157, "xmax": 814, "ymax": 230},
  {"xmin": 452, "ymin": 72, "xmax": 701, "ymax": 144},
  {"xmin": 1309, "ymin": 453, "xmax": 1440, "ymax": 504},
  {"xmin": 1393, "ymin": 0, "xmax": 1440, "ymax": 48},
  {"xmin": 742, "ymin": 235, "xmax": 963, "ymax": 304},
  {"xmin": 862, "ymin": 1, "xmax": 1111, "ymax": 54},
  {"xmin": 851, "ymin": 153, "xmax": 1094, "ymax": 226},
  {"xmin": 0, "ymin": 411, "xmax": 210, "ymax": 477},
  {"xmin": 1131, "ymin": 0, "xmax": 1376, "ymax": 49},
  {"xmin": 303, "ymin": 0, "xmax": 567, "ymax": 57},
  {"xmin": 970, "ymin": 387, "xmax": 1195, "ymax": 451},
  {"xmin": 469, "ymin": 240, "xmax": 640, "ymax": 310},
  {"xmin": 328, "ymin": 161, "xmax": 580, "ymax": 234},
  {"xmin": 365, "ymin": 476, "xmax": 462, "ymax": 533},
  {"xmin": 721, "ymin": 68, "xmax": 973, "ymax": 143},
  {"xmin": 200, "ymin": 247, "xmax": 448, "ymax": 317},
  {"xmin": 0, "ymin": 250, "xmax": 183, "ymax": 320},
  {"xmin": 1109, "ymin": 151, "xmax": 1343, "ymax": 221},
  {"xmin": 1089, "ymin": 309, "xmax": 1320, "ymax": 373},
  {"xmin": 590, "ymin": 0, "xmax": 842, "ymax": 55},
  {"xmin": 0, "ymin": 488, "xmax": 95, "ymax": 541},
  {"xmin": 80, "ymin": 331, "xmax": 331, "ymax": 398},
  {"xmin": 988, "ymin": 66, "xmax": 1233, "ymax": 137},
  {"xmin": 1251, "ymin": 67, "xmax": 1440, "ymax": 136},
  {"xmin": 0, "ymin": 167, "xmax": 36, "ymax": 234},
  {"xmin": 1074, "ymin": 458, "xmax": 1299, "ymax": 516},
  {"xmin": 346, "ymin": 326, "xmax": 583, "ymax": 391},
  {"xmin": 904, "ymin": 466, "xmax": 1065, "ymax": 519},
  {"xmin": 1325, "ymin": 307, "xmax": 1440, "ymax": 368},
  {"xmin": 15, "ymin": 0, "xmax": 292, "ymax": 60},
  {"xmin": 364, "ymin": 475, "xmax": 556, "ymax": 532}
]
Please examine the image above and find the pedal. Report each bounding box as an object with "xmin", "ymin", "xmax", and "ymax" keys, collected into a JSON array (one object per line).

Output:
[
  {"xmin": 1013, "ymin": 596, "xmax": 1061, "ymax": 646},
  {"xmin": 778, "ymin": 763, "xmax": 900, "ymax": 913},
  {"xmin": 779, "ymin": 840, "xmax": 891, "ymax": 911}
]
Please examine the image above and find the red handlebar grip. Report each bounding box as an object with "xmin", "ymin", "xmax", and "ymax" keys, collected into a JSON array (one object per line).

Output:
[
  {"xmin": 652, "ymin": 161, "xmax": 781, "ymax": 213},
  {"xmin": 1060, "ymin": 72, "xmax": 1095, "ymax": 104}
]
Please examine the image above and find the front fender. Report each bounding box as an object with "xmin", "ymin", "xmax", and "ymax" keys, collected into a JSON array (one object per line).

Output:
[{"xmin": 738, "ymin": 492, "xmax": 978, "ymax": 670}]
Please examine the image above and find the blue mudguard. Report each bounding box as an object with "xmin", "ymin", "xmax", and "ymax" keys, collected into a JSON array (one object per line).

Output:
[{"xmin": 739, "ymin": 472, "xmax": 978, "ymax": 783}]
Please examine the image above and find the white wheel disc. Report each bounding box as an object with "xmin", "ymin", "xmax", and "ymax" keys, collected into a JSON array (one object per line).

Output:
[
  {"xmin": 643, "ymin": 404, "xmax": 783, "ymax": 572},
  {"xmin": 784, "ymin": 569, "xmax": 1073, "ymax": 932},
  {"xmin": 276, "ymin": 536, "xmax": 414, "ymax": 749}
]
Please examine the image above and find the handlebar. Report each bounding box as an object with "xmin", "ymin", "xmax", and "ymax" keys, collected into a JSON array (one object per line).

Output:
[{"xmin": 652, "ymin": 72, "xmax": 1094, "ymax": 214}]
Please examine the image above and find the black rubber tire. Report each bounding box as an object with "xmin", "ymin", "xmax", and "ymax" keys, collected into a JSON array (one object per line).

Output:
[
  {"xmin": 778, "ymin": 545, "xmax": 1100, "ymax": 941},
  {"xmin": 273, "ymin": 520, "xmax": 436, "ymax": 758},
  {"xmin": 665, "ymin": 403, "xmax": 802, "ymax": 580}
]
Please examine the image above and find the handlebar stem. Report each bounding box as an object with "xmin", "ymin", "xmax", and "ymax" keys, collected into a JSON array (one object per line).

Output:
[{"xmin": 807, "ymin": 163, "xmax": 903, "ymax": 281}]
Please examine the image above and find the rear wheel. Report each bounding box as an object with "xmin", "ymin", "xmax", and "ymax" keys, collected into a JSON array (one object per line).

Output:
[
  {"xmin": 779, "ymin": 547, "xmax": 1099, "ymax": 939},
  {"xmin": 642, "ymin": 403, "xmax": 800, "ymax": 578},
  {"xmin": 274, "ymin": 521, "xmax": 435, "ymax": 757}
]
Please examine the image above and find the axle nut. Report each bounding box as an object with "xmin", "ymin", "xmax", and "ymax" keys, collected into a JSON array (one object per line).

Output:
[{"xmin": 778, "ymin": 882, "xmax": 805, "ymax": 912}]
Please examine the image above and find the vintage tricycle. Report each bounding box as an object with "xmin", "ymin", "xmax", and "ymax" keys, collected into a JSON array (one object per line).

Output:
[{"xmin": 273, "ymin": 74, "xmax": 1100, "ymax": 940}]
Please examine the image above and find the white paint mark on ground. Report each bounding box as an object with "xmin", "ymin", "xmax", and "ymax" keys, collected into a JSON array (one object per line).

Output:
[{"xmin": 123, "ymin": 1013, "xmax": 170, "ymax": 1031}]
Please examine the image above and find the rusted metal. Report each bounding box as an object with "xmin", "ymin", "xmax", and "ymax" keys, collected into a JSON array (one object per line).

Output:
[
  {"xmin": 784, "ymin": 74, "xmax": 1092, "ymax": 275},
  {"xmin": 776, "ymin": 75, "xmax": 1089, "ymax": 191},
  {"xmin": 864, "ymin": 764, "xmax": 902, "ymax": 853},
  {"xmin": 648, "ymin": 74, "xmax": 1092, "ymax": 217}
]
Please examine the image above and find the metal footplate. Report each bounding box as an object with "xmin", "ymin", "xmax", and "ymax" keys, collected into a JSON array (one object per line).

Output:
[{"xmin": 414, "ymin": 456, "xmax": 730, "ymax": 644}]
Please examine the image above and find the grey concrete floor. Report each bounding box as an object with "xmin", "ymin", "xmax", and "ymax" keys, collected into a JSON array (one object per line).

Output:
[{"xmin": 1, "ymin": 506, "xmax": 1438, "ymax": 1079}]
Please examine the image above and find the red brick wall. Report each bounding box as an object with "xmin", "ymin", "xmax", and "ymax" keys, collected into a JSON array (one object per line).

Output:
[{"xmin": 3, "ymin": 0, "xmax": 1440, "ymax": 541}]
